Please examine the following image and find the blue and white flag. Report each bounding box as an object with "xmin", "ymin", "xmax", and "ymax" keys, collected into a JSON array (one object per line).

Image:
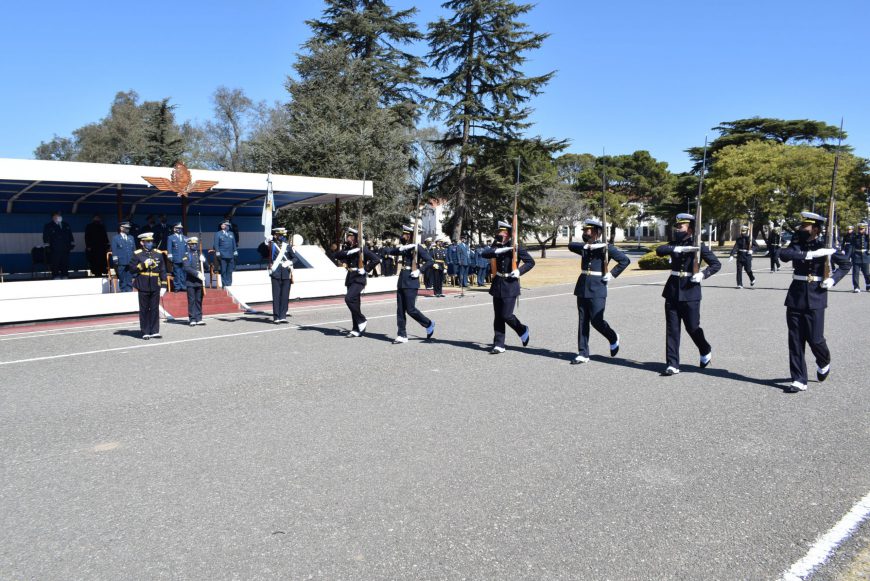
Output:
[{"xmin": 262, "ymin": 171, "xmax": 274, "ymax": 239}]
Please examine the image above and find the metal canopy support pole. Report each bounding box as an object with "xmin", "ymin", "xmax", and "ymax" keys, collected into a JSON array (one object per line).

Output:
[
  {"xmin": 182, "ymin": 196, "xmax": 189, "ymax": 234},
  {"xmin": 334, "ymin": 197, "xmax": 341, "ymax": 244},
  {"xmin": 116, "ymin": 185, "xmax": 124, "ymax": 224}
]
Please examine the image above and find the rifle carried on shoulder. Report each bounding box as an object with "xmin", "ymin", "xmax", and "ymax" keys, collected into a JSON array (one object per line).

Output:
[
  {"xmin": 824, "ymin": 119, "xmax": 844, "ymax": 280},
  {"xmin": 601, "ymin": 151, "xmax": 609, "ymax": 275},
  {"xmin": 694, "ymin": 139, "xmax": 708, "ymax": 275},
  {"xmin": 511, "ymin": 158, "xmax": 520, "ymax": 272},
  {"xmin": 412, "ymin": 178, "xmax": 423, "ymax": 271}
]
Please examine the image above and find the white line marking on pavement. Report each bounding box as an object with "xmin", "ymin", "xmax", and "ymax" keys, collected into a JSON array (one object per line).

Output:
[
  {"xmin": 779, "ymin": 489, "xmax": 870, "ymax": 581},
  {"xmin": 0, "ymin": 283, "xmax": 650, "ymax": 367}
]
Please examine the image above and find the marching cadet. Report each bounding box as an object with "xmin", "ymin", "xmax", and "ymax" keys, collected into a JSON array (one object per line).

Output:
[
  {"xmin": 181, "ymin": 236, "xmax": 207, "ymax": 326},
  {"xmin": 779, "ymin": 211, "xmax": 851, "ymax": 392},
  {"xmin": 268, "ymin": 227, "xmax": 296, "ymax": 323},
  {"xmin": 431, "ymin": 238, "xmax": 447, "ymax": 297},
  {"xmin": 848, "ymin": 222, "xmax": 870, "ymax": 293},
  {"xmin": 479, "ymin": 220, "xmax": 535, "ymax": 354},
  {"xmin": 766, "ymin": 226, "xmax": 782, "ymax": 272},
  {"xmin": 213, "ymin": 220, "xmax": 237, "ymax": 287},
  {"xmin": 330, "ymin": 227, "xmax": 380, "ymax": 337},
  {"xmin": 385, "ymin": 225, "xmax": 436, "ymax": 343},
  {"xmin": 656, "ymin": 213, "xmax": 721, "ymax": 375},
  {"xmin": 130, "ymin": 233, "xmax": 167, "ymax": 339},
  {"xmin": 728, "ymin": 224, "xmax": 758, "ymax": 288},
  {"xmin": 567, "ymin": 218, "xmax": 631, "ymax": 364},
  {"xmin": 167, "ymin": 223, "xmax": 188, "ymax": 292},
  {"xmin": 110, "ymin": 222, "xmax": 136, "ymax": 292},
  {"xmin": 423, "ymin": 237, "xmax": 434, "ymax": 289}
]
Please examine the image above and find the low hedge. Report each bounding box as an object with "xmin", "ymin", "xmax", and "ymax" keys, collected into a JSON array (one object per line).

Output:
[{"xmin": 637, "ymin": 242, "xmax": 671, "ymax": 270}]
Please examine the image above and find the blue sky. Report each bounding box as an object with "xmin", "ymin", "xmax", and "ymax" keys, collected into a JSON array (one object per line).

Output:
[{"xmin": 1, "ymin": 0, "xmax": 867, "ymax": 173}]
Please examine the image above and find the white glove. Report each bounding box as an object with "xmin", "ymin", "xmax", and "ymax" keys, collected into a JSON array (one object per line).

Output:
[
  {"xmin": 410, "ymin": 269, "xmax": 420, "ymax": 278},
  {"xmin": 112, "ymin": 257, "xmax": 118, "ymax": 263},
  {"xmin": 672, "ymin": 246, "xmax": 697, "ymax": 254},
  {"xmin": 399, "ymin": 243, "xmax": 415, "ymax": 251},
  {"xmin": 494, "ymin": 246, "xmax": 513, "ymax": 255},
  {"xmin": 197, "ymin": 272, "xmax": 204, "ymax": 281},
  {"xmin": 586, "ymin": 243, "xmax": 607, "ymax": 250},
  {"xmin": 233, "ymin": 251, "xmax": 238, "ymax": 257},
  {"xmin": 728, "ymin": 256, "xmax": 734, "ymax": 262},
  {"xmin": 691, "ymin": 273, "xmax": 704, "ymax": 283},
  {"xmin": 215, "ymin": 252, "xmax": 221, "ymax": 257},
  {"xmin": 346, "ymin": 247, "xmax": 360, "ymax": 255},
  {"xmin": 601, "ymin": 272, "xmax": 613, "ymax": 283},
  {"xmin": 357, "ymin": 268, "xmax": 366, "ymax": 275},
  {"xmin": 199, "ymin": 255, "xmax": 206, "ymax": 264},
  {"xmin": 821, "ymin": 277, "xmax": 835, "ymax": 289},
  {"xmin": 747, "ymin": 250, "xmax": 753, "ymax": 255},
  {"xmin": 281, "ymin": 260, "xmax": 292, "ymax": 269},
  {"xmin": 508, "ymin": 269, "xmax": 520, "ymax": 279},
  {"xmin": 144, "ymin": 258, "xmax": 156, "ymax": 268},
  {"xmin": 806, "ymin": 248, "xmax": 835, "ymax": 259}
]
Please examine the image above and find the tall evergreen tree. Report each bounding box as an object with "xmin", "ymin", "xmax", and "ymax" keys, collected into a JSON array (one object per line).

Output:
[
  {"xmin": 306, "ymin": 0, "xmax": 423, "ymax": 126},
  {"xmin": 143, "ymin": 99, "xmax": 184, "ymax": 166},
  {"xmin": 425, "ymin": 0, "xmax": 554, "ymax": 241}
]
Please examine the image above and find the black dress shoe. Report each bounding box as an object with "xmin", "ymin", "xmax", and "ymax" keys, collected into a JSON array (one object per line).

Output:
[{"xmin": 817, "ymin": 366, "xmax": 830, "ymax": 383}]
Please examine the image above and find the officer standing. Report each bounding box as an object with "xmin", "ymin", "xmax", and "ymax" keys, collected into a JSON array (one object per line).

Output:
[
  {"xmin": 766, "ymin": 227, "xmax": 782, "ymax": 272},
  {"xmin": 431, "ymin": 238, "xmax": 447, "ymax": 297},
  {"xmin": 43, "ymin": 211, "xmax": 75, "ymax": 279},
  {"xmin": 479, "ymin": 220, "xmax": 535, "ymax": 354},
  {"xmin": 84, "ymin": 214, "xmax": 109, "ymax": 277},
  {"xmin": 457, "ymin": 237, "xmax": 470, "ymax": 288},
  {"xmin": 567, "ymin": 218, "xmax": 631, "ymax": 364},
  {"xmin": 655, "ymin": 213, "xmax": 721, "ymax": 375},
  {"xmin": 213, "ymin": 220, "xmax": 238, "ymax": 287},
  {"xmin": 330, "ymin": 227, "xmax": 381, "ymax": 337},
  {"xmin": 110, "ymin": 222, "xmax": 135, "ymax": 292},
  {"xmin": 446, "ymin": 240, "xmax": 458, "ymax": 286},
  {"xmin": 130, "ymin": 233, "xmax": 167, "ymax": 339},
  {"xmin": 153, "ymin": 214, "xmax": 170, "ymax": 251},
  {"xmin": 849, "ymin": 222, "xmax": 870, "ymax": 293},
  {"xmin": 182, "ymin": 237, "xmax": 207, "ymax": 326},
  {"xmin": 779, "ymin": 212, "xmax": 851, "ymax": 392},
  {"xmin": 476, "ymin": 240, "xmax": 491, "ymax": 287},
  {"xmin": 385, "ymin": 225, "xmax": 436, "ymax": 343},
  {"xmin": 268, "ymin": 227, "xmax": 296, "ymax": 324},
  {"xmin": 167, "ymin": 223, "xmax": 188, "ymax": 292},
  {"xmin": 728, "ymin": 224, "xmax": 757, "ymax": 288}
]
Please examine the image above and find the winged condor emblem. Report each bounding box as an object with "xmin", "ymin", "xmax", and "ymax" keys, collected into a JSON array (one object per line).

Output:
[{"xmin": 142, "ymin": 161, "xmax": 218, "ymax": 197}]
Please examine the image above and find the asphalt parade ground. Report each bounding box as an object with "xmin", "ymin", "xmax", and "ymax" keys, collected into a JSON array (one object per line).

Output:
[{"xmin": 1, "ymin": 264, "xmax": 869, "ymax": 580}]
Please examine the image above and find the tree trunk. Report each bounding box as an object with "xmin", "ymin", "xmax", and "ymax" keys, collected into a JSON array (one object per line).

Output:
[{"xmin": 452, "ymin": 19, "xmax": 477, "ymax": 243}]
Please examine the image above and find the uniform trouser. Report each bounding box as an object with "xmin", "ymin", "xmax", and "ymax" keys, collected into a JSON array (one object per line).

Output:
[
  {"xmin": 50, "ymin": 249, "xmax": 70, "ymax": 278},
  {"xmin": 736, "ymin": 258, "xmax": 755, "ymax": 286},
  {"xmin": 116, "ymin": 265, "xmax": 133, "ymax": 292},
  {"xmin": 478, "ymin": 266, "xmax": 488, "ymax": 286},
  {"xmin": 786, "ymin": 307, "xmax": 830, "ymax": 384},
  {"xmin": 664, "ymin": 300, "xmax": 710, "ymax": 368},
  {"xmin": 87, "ymin": 250, "xmax": 105, "ymax": 277},
  {"xmin": 424, "ymin": 267, "xmax": 433, "ymax": 288},
  {"xmin": 432, "ymin": 268, "xmax": 444, "ymax": 295},
  {"xmin": 459, "ymin": 265, "xmax": 469, "ymax": 287},
  {"xmin": 186, "ymin": 286, "xmax": 203, "ymax": 322},
  {"xmin": 769, "ymin": 248, "xmax": 780, "ymax": 271},
  {"xmin": 345, "ymin": 282, "xmax": 366, "ymax": 332},
  {"xmin": 218, "ymin": 257, "xmax": 234, "ymax": 286},
  {"xmin": 173, "ymin": 262, "xmax": 187, "ymax": 291},
  {"xmin": 271, "ymin": 278, "xmax": 291, "ymax": 320},
  {"xmin": 851, "ymin": 258, "xmax": 870, "ymax": 289},
  {"xmin": 493, "ymin": 296, "xmax": 526, "ymax": 348},
  {"xmin": 138, "ymin": 290, "xmax": 160, "ymax": 335},
  {"xmin": 396, "ymin": 288, "xmax": 431, "ymax": 337},
  {"xmin": 577, "ymin": 296, "xmax": 617, "ymax": 357}
]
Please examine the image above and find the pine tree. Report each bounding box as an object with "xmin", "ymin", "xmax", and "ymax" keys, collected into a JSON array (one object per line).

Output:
[{"xmin": 425, "ymin": 0, "xmax": 554, "ymax": 241}]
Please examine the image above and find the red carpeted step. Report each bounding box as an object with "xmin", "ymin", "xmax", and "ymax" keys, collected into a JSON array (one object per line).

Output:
[{"xmin": 161, "ymin": 289, "xmax": 241, "ymax": 318}]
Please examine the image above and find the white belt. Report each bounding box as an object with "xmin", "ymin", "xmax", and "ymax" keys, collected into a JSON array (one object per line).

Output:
[
  {"xmin": 670, "ymin": 271, "xmax": 691, "ymax": 278},
  {"xmin": 402, "ymin": 266, "xmax": 412, "ymax": 270},
  {"xmin": 582, "ymin": 271, "xmax": 603, "ymax": 276},
  {"xmin": 738, "ymin": 249, "xmax": 751, "ymax": 253},
  {"xmin": 792, "ymin": 274, "xmax": 820, "ymax": 282}
]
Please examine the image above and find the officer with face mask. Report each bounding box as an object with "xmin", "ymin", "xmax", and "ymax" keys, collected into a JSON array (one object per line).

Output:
[
  {"xmin": 383, "ymin": 225, "xmax": 436, "ymax": 343},
  {"xmin": 849, "ymin": 222, "xmax": 870, "ymax": 293},
  {"xmin": 779, "ymin": 212, "xmax": 851, "ymax": 392},
  {"xmin": 330, "ymin": 227, "xmax": 381, "ymax": 337},
  {"xmin": 728, "ymin": 224, "xmax": 758, "ymax": 288},
  {"xmin": 182, "ymin": 236, "xmax": 207, "ymax": 326},
  {"xmin": 567, "ymin": 217, "xmax": 631, "ymax": 364},
  {"xmin": 655, "ymin": 213, "xmax": 721, "ymax": 375},
  {"xmin": 167, "ymin": 223, "xmax": 188, "ymax": 292},
  {"xmin": 213, "ymin": 220, "xmax": 238, "ymax": 287},
  {"xmin": 110, "ymin": 222, "xmax": 136, "ymax": 292},
  {"xmin": 130, "ymin": 233, "xmax": 168, "ymax": 339},
  {"xmin": 268, "ymin": 227, "xmax": 296, "ymax": 323},
  {"xmin": 43, "ymin": 211, "xmax": 75, "ymax": 279}
]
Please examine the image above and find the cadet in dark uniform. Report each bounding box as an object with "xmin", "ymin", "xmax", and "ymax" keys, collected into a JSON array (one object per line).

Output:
[
  {"xmin": 182, "ymin": 236, "xmax": 207, "ymax": 326},
  {"xmin": 766, "ymin": 227, "xmax": 782, "ymax": 272},
  {"xmin": 84, "ymin": 214, "xmax": 109, "ymax": 277},
  {"xmin": 567, "ymin": 218, "xmax": 631, "ymax": 364},
  {"xmin": 330, "ymin": 228, "xmax": 381, "ymax": 337},
  {"xmin": 431, "ymin": 238, "xmax": 447, "ymax": 297},
  {"xmin": 130, "ymin": 233, "xmax": 168, "ymax": 339},
  {"xmin": 385, "ymin": 225, "xmax": 436, "ymax": 343},
  {"xmin": 779, "ymin": 211, "xmax": 851, "ymax": 392},
  {"xmin": 268, "ymin": 227, "xmax": 296, "ymax": 323},
  {"xmin": 43, "ymin": 211, "xmax": 75, "ymax": 279},
  {"xmin": 110, "ymin": 222, "xmax": 135, "ymax": 292},
  {"xmin": 656, "ymin": 213, "xmax": 721, "ymax": 375},
  {"xmin": 213, "ymin": 220, "xmax": 237, "ymax": 287},
  {"xmin": 849, "ymin": 222, "xmax": 870, "ymax": 293},
  {"xmin": 479, "ymin": 220, "xmax": 535, "ymax": 354},
  {"xmin": 728, "ymin": 224, "xmax": 757, "ymax": 288},
  {"xmin": 167, "ymin": 223, "xmax": 188, "ymax": 292}
]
